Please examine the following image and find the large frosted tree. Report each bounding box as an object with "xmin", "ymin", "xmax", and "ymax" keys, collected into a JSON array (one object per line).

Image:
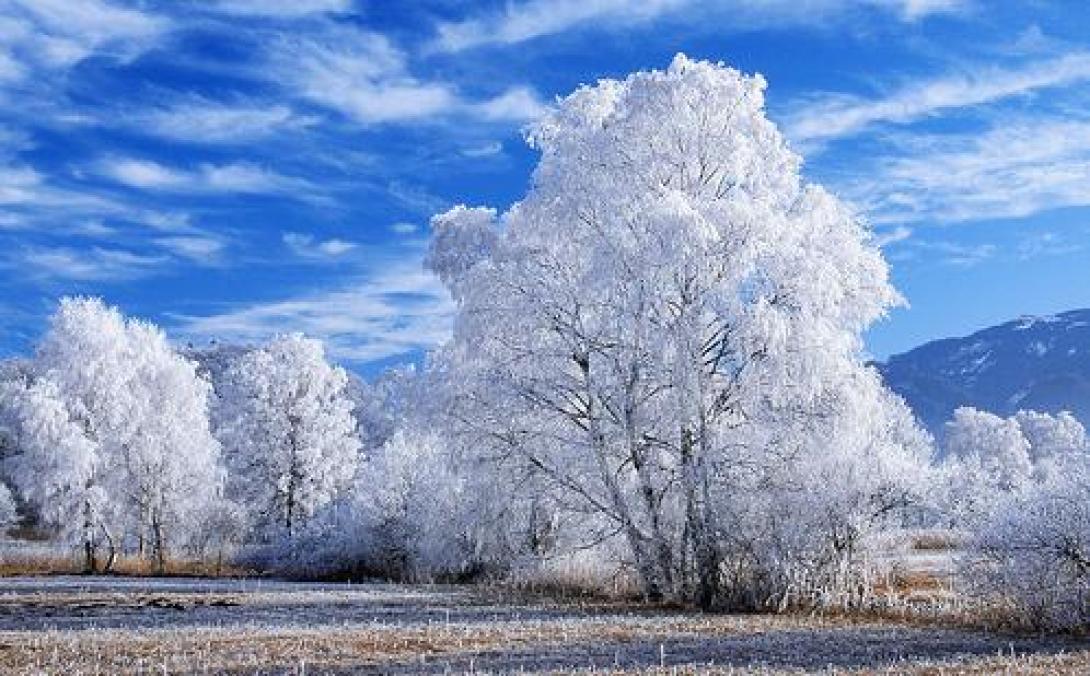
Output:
[
  {"xmin": 428, "ymin": 55, "xmax": 922, "ymax": 608},
  {"xmin": 215, "ymin": 334, "xmax": 358, "ymax": 540}
]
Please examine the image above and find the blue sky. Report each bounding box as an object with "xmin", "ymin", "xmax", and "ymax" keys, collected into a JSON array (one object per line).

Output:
[{"xmin": 2, "ymin": 0, "xmax": 1090, "ymax": 374}]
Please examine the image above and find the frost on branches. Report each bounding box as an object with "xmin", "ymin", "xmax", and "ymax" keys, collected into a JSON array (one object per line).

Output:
[
  {"xmin": 938, "ymin": 406, "xmax": 1088, "ymax": 527},
  {"xmin": 428, "ymin": 54, "xmax": 928, "ymax": 609},
  {"xmin": 214, "ymin": 335, "xmax": 359, "ymax": 541},
  {"xmin": 0, "ymin": 298, "xmax": 222, "ymax": 571},
  {"xmin": 937, "ymin": 406, "xmax": 1090, "ymax": 629}
]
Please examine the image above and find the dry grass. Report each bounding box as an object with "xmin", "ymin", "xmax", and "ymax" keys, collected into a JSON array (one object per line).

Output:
[
  {"xmin": 0, "ymin": 555, "xmax": 81, "ymax": 577},
  {"xmin": 0, "ymin": 614, "xmax": 972, "ymax": 674},
  {"xmin": 2, "ymin": 575, "xmax": 1089, "ymax": 674},
  {"xmin": 908, "ymin": 529, "xmax": 965, "ymax": 552},
  {"xmin": 2, "ymin": 613, "xmax": 1087, "ymax": 675},
  {"xmin": 0, "ymin": 551, "xmax": 250, "ymax": 578}
]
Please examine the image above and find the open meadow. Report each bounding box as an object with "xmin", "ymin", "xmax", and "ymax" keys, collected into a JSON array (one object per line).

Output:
[{"xmin": 0, "ymin": 575, "xmax": 1087, "ymax": 674}]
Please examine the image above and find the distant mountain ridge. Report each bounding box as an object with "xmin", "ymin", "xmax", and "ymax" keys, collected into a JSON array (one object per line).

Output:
[{"xmin": 876, "ymin": 309, "xmax": 1090, "ymax": 436}]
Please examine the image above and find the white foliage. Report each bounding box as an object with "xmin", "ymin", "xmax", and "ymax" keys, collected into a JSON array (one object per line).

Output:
[
  {"xmin": 939, "ymin": 407, "xmax": 1087, "ymax": 527},
  {"xmin": 424, "ymin": 205, "xmax": 499, "ymax": 301},
  {"xmin": 215, "ymin": 334, "xmax": 359, "ymax": 540},
  {"xmin": 428, "ymin": 54, "xmax": 924, "ymax": 608},
  {"xmin": 0, "ymin": 376, "xmax": 97, "ymax": 537},
  {"xmin": 0, "ymin": 483, "xmax": 17, "ymax": 533},
  {"xmin": 1013, "ymin": 409, "xmax": 1088, "ymax": 482},
  {"xmin": 940, "ymin": 407, "xmax": 1032, "ymax": 526},
  {"xmin": 1, "ymin": 297, "xmax": 223, "ymax": 566},
  {"xmin": 355, "ymin": 429, "xmax": 467, "ymax": 578},
  {"xmin": 967, "ymin": 463, "xmax": 1090, "ymax": 631}
]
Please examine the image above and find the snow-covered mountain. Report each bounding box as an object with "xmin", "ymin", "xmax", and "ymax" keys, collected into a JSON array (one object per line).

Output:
[{"xmin": 877, "ymin": 310, "xmax": 1090, "ymax": 436}]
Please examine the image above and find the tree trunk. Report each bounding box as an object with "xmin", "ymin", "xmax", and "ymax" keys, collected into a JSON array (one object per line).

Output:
[
  {"xmin": 100, "ymin": 524, "xmax": 117, "ymax": 573},
  {"xmin": 152, "ymin": 516, "xmax": 166, "ymax": 573},
  {"xmin": 82, "ymin": 497, "xmax": 98, "ymax": 573}
]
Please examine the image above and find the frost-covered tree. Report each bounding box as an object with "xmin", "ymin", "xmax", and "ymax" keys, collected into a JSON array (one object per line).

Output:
[
  {"xmin": 0, "ymin": 376, "xmax": 98, "ymax": 554},
  {"xmin": 0, "ymin": 298, "xmax": 223, "ymax": 570},
  {"xmin": 966, "ymin": 461, "xmax": 1090, "ymax": 631},
  {"xmin": 0, "ymin": 482, "xmax": 18, "ymax": 534},
  {"xmin": 944, "ymin": 408, "xmax": 1090, "ymax": 628},
  {"xmin": 940, "ymin": 407, "xmax": 1032, "ymax": 526},
  {"xmin": 215, "ymin": 334, "xmax": 358, "ymax": 540},
  {"xmin": 938, "ymin": 407, "xmax": 1087, "ymax": 526},
  {"xmin": 429, "ymin": 55, "xmax": 922, "ymax": 608},
  {"xmin": 1013, "ymin": 410, "xmax": 1088, "ymax": 482},
  {"xmin": 353, "ymin": 429, "xmax": 466, "ymax": 579}
]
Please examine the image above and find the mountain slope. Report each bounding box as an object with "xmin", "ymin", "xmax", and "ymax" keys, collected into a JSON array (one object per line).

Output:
[{"xmin": 877, "ymin": 310, "xmax": 1090, "ymax": 435}]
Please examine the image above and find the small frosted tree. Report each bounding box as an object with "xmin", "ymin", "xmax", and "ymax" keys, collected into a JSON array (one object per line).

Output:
[
  {"xmin": 215, "ymin": 334, "xmax": 359, "ymax": 540},
  {"xmin": 0, "ymin": 483, "xmax": 18, "ymax": 535},
  {"xmin": 1013, "ymin": 410, "xmax": 1088, "ymax": 482},
  {"xmin": 939, "ymin": 408, "xmax": 1087, "ymax": 527},
  {"xmin": 966, "ymin": 462, "xmax": 1090, "ymax": 631},
  {"xmin": 0, "ymin": 298, "xmax": 223, "ymax": 570},
  {"xmin": 0, "ymin": 376, "xmax": 99, "ymax": 557}
]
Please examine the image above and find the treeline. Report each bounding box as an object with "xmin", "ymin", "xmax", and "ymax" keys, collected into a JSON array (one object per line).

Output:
[{"xmin": 0, "ymin": 55, "xmax": 1087, "ymax": 630}]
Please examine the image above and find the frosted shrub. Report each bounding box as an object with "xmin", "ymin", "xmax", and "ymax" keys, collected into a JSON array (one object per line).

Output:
[{"xmin": 965, "ymin": 467, "xmax": 1090, "ymax": 631}]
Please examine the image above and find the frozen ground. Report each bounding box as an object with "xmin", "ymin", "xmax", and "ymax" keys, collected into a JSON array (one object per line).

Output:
[{"xmin": 0, "ymin": 576, "xmax": 1087, "ymax": 674}]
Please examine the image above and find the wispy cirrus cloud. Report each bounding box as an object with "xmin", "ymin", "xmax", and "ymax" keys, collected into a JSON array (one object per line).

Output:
[
  {"xmin": 849, "ymin": 117, "xmax": 1090, "ymax": 225},
  {"xmin": 783, "ymin": 52, "xmax": 1090, "ymax": 146},
  {"xmin": 19, "ymin": 245, "xmax": 167, "ymax": 281},
  {"xmin": 433, "ymin": 0, "xmax": 686, "ymax": 53},
  {"xmin": 207, "ymin": 0, "xmax": 353, "ymax": 18},
  {"xmin": 0, "ymin": 0, "xmax": 166, "ymax": 85},
  {"xmin": 884, "ymin": 238, "xmax": 996, "ymax": 267},
  {"xmin": 172, "ymin": 260, "xmax": 454, "ymax": 363},
  {"xmin": 271, "ymin": 24, "xmax": 547, "ymax": 126},
  {"xmin": 97, "ymin": 157, "xmax": 315, "ymax": 195},
  {"xmin": 153, "ymin": 235, "xmax": 227, "ymax": 265},
  {"xmin": 431, "ymin": 0, "xmax": 969, "ymax": 53},
  {"xmin": 132, "ymin": 98, "xmax": 318, "ymax": 144},
  {"xmin": 282, "ymin": 231, "xmax": 358, "ymax": 259},
  {"xmin": 1016, "ymin": 231, "xmax": 1082, "ymax": 261}
]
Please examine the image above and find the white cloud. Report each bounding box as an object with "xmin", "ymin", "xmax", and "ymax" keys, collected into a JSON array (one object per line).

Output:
[
  {"xmin": 283, "ymin": 232, "xmax": 358, "ymax": 259},
  {"xmin": 172, "ymin": 260, "xmax": 455, "ymax": 363},
  {"xmin": 72, "ymin": 219, "xmax": 116, "ymax": 237},
  {"xmin": 0, "ymin": 0, "xmax": 165, "ymax": 80},
  {"xmin": 386, "ymin": 180, "xmax": 448, "ymax": 215},
  {"xmin": 153, "ymin": 235, "xmax": 226, "ymax": 264},
  {"xmin": 433, "ymin": 0, "xmax": 684, "ymax": 52},
  {"xmin": 849, "ymin": 118, "xmax": 1090, "ymax": 225},
  {"xmin": 881, "ymin": 0, "xmax": 968, "ymax": 21},
  {"xmin": 477, "ymin": 87, "xmax": 548, "ymax": 122},
  {"xmin": 390, "ymin": 222, "xmax": 419, "ymax": 235},
  {"xmin": 873, "ymin": 225, "xmax": 913, "ymax": 247},
  {"xmin": 101, "ymin": 158, "xmax": 187, "ymax": 189},
  {"xmin": 269, "ymin": 24, "xmax": 546, "ymax": 127},
  {"xmin": 0, "ymin": 162, "xmax": 118, "ymax": 212},
  {"xmin": 20, "ymin": 245, "xmax": 166, "ymax": 280},
  {"xmin": 927, "ymin": 240, "xmax": 996, "ymax": 267},
  {"xmin": 461, "ymin": 141, "xmax": 504, "ymax": 158},
  {"xmin": 98, "ymin": 157, "xmax": 314, "ymax": 195},
  {"xmin": 783, "ymin": 52, "xmax": 1090, "ymax": 145},
  {"xmin": 277, "ymin": 27, "xmax": 458, "ymax": 125},
  {"xmin": 135, "ymin": 99, "xmax": 317, "ymax": 143},
  {"xmin": 1016, "ymin": 231, "xmax": 1082, "ymax": 261},
  {"xmin": 210, "ymin": 0, "xmax": 353, "ymax": 17},
  {"xmin": 431, "ymin": 0, "xmax": 967, "ymax": 53}
]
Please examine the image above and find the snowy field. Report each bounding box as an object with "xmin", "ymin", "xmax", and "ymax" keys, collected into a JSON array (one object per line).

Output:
[{"xmin": 0, "ymin": 576, "xmax": 1087, "ymax": 674}]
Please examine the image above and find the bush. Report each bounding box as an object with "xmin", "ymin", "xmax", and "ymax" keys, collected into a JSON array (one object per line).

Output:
[{"xmin": 963, "ymin": 467, "xmax": 1090, "ymax": 631}]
